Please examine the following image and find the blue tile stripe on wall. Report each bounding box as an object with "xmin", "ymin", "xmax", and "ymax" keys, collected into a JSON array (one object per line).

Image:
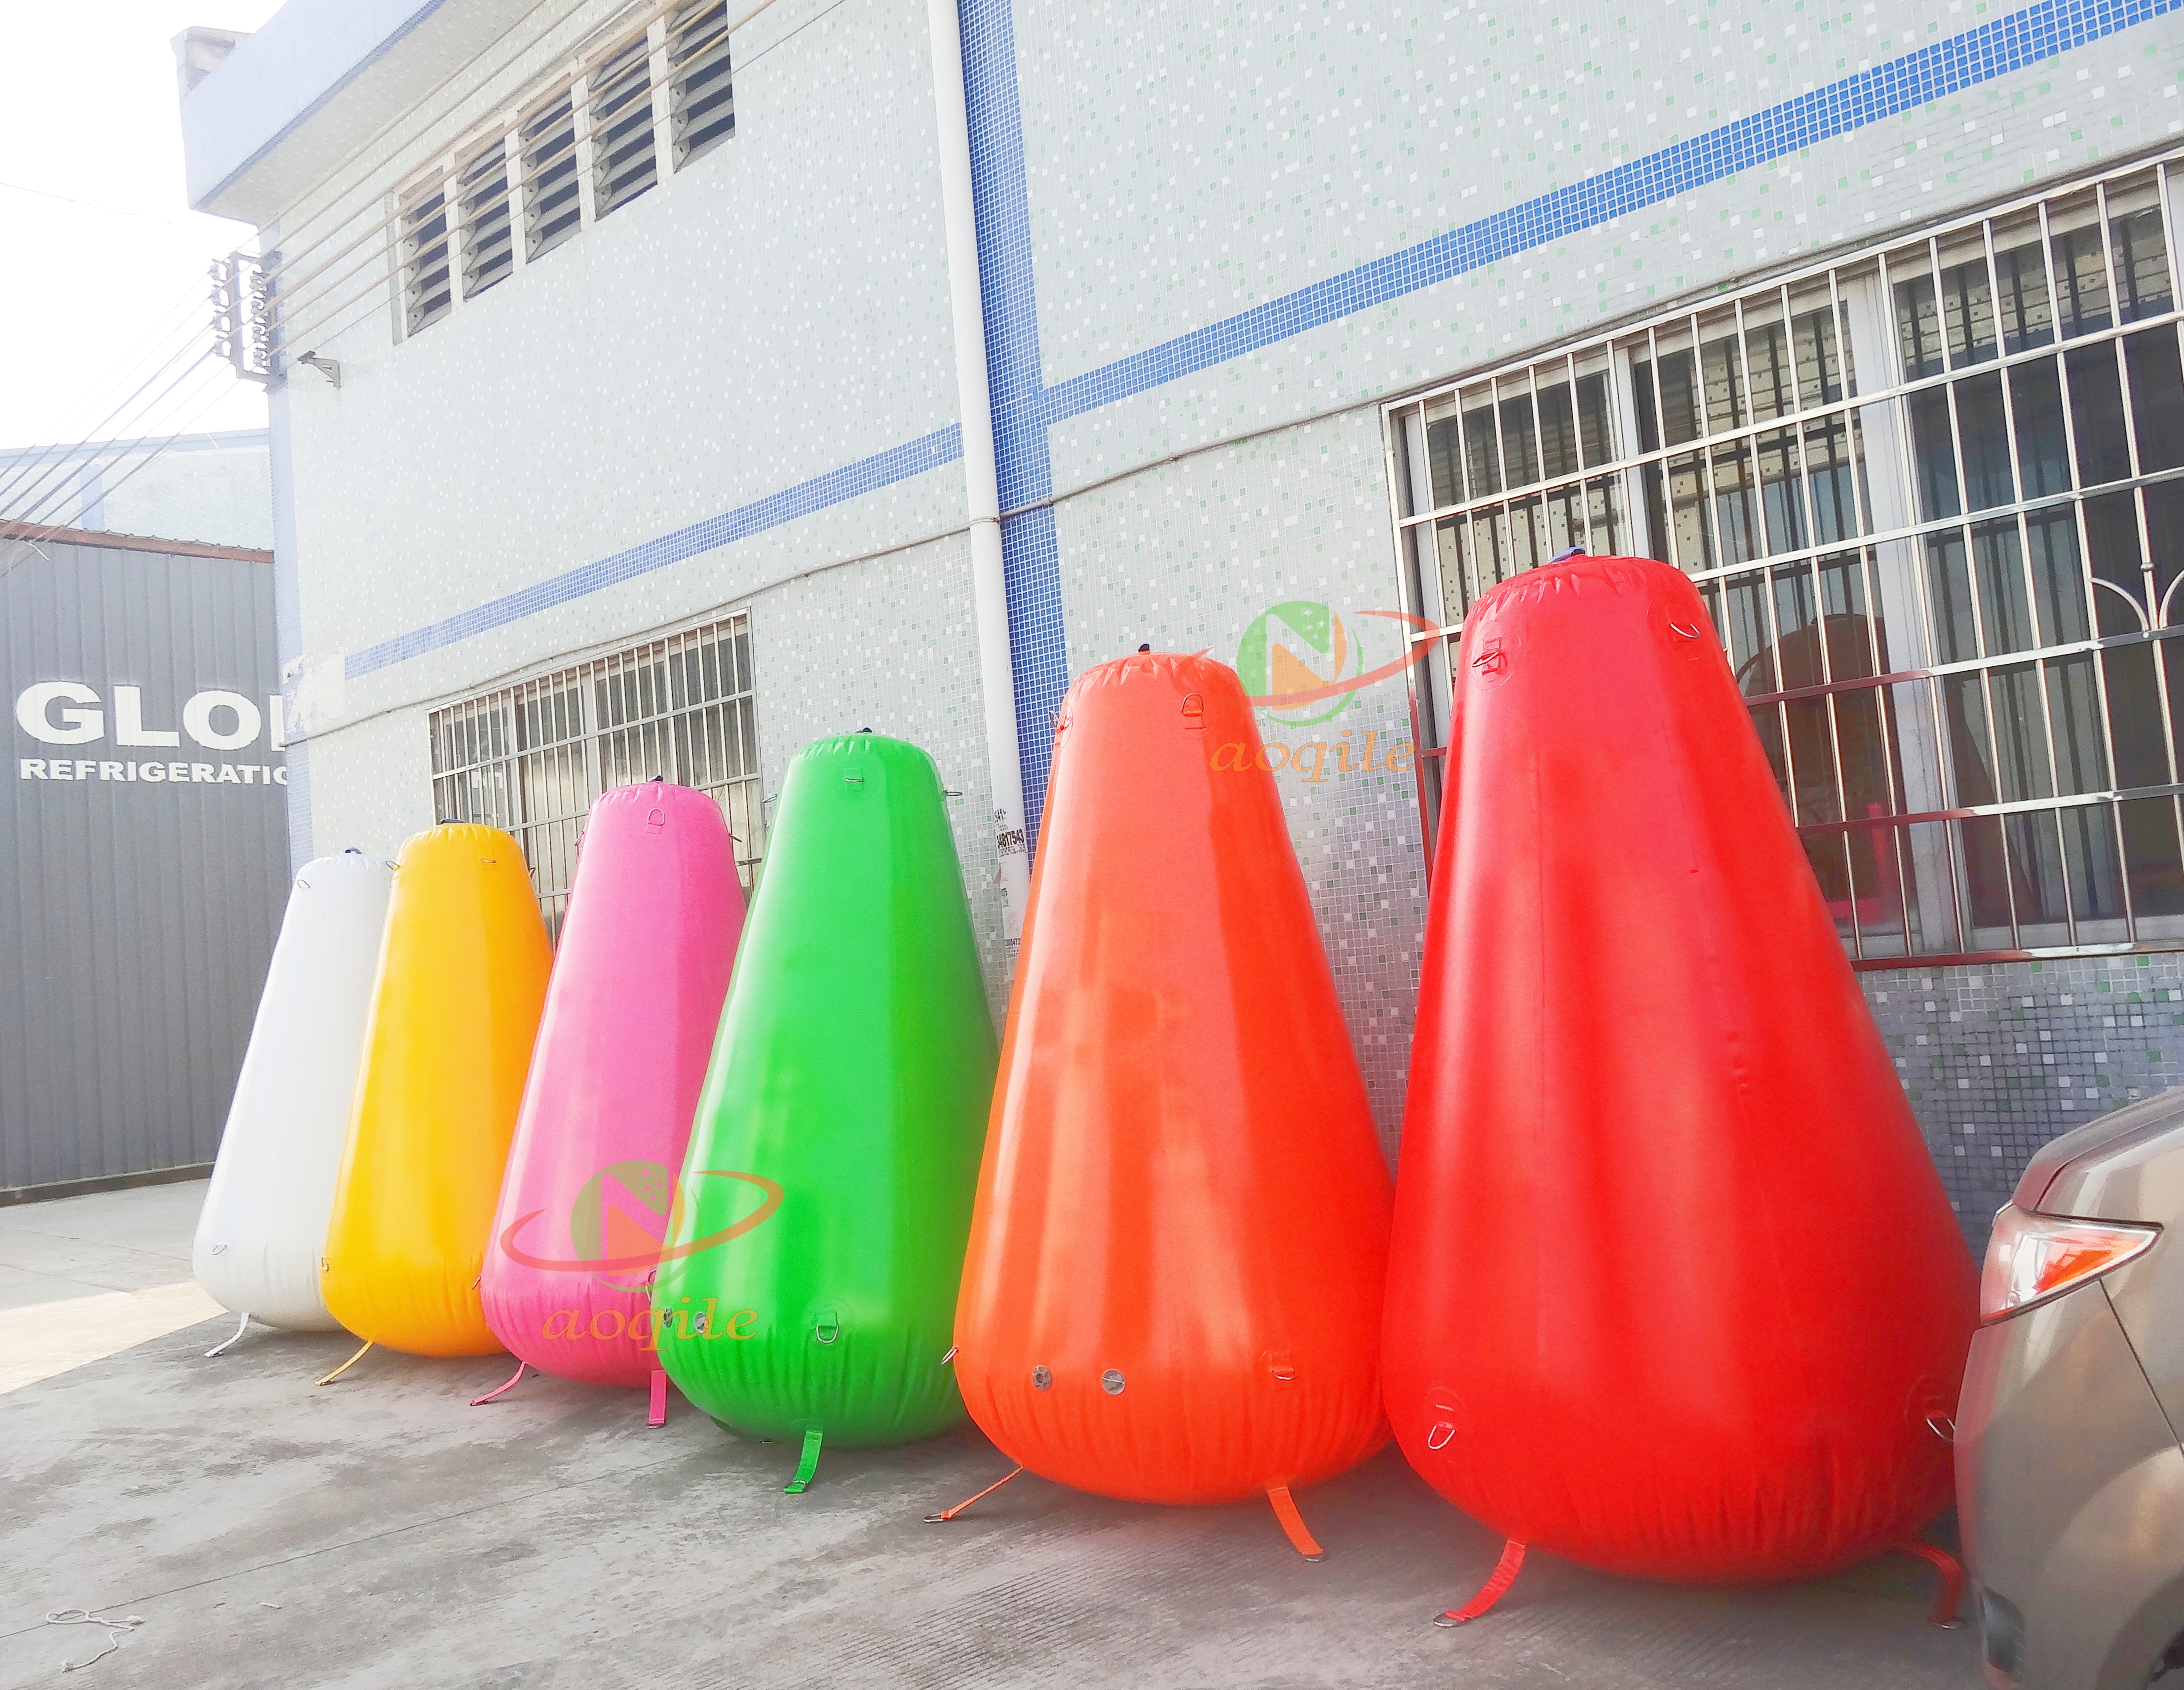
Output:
[
  {"xmin": 344, "ymin": 425, "xmax": 961, "ymax": 678},
  {"xmin": 345, "ymin": 0, "xmax": 2177, "ymax": 784},
  {"xmin": 1041, "ymin": 0, "xmax": 2181, "ymax": 425},
  {"xmin": 960, "ymin": 0, "xmax": 1070, "ymax": 853}
]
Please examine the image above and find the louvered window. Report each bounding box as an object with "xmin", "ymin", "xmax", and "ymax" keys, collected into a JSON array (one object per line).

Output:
[
  {"xmin": 460, "ymin": 140, "xmax": 514, "ymax": 300},
  {"xmin": 399, "ymin": 186, "xmax": 452, "ymax": 336},
  {"xmin": 522, "ymin": 90, "xmax": 580, "ymax": 262},
  {"xmin": 669, "ymin": 2, "xmax": 735, "ymax": 169},
  {"xmin": 590, "ymin": 37, "xmax": 657, "ymax": 217}
]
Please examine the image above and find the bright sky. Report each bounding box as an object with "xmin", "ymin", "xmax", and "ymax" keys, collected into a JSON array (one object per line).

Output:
[{"xmin": 0, "ymin": 0, "xmax": 285, "ymax": 456}]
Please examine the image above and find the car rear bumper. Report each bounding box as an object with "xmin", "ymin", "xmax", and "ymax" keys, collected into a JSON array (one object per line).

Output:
[{"xmin": 1956, "ymin": 1281, "xmax": 2184, "ymax": 1689}]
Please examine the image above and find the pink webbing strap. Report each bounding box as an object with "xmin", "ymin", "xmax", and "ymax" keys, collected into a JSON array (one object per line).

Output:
[
  {"xmin": 468, "ymin": 1360, "xmax": 527, "ymax": 1407},
  {"xmin": 1435, "ymin": 1539, "xmax": 1527, "ymax": 1627},
  {"xmin": 924, "ymin": 1465, "xmax": 1025, "ymax": 1523},
  {"xmin": 1893, "ymin": 1539, "xmax": 1966, "ymax": 1627},
  {"xmin": 648, "ymin": 1370, "xmax": 669, "ymax": 1427},
  {"xmin": 1266, "ymin": 1486, "xmax": 1325, "ymax": 1561}
]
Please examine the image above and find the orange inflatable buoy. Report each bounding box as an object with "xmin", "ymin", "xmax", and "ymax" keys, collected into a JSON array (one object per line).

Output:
[
  {"xmin": 1385, "ymin": 556, "xmax": 1976, "ymax": 1610},
  {"xmin": 322, "ymin": 824, "xmax": 553, "ymax": 1359},
  {"xmin": 953, "ymin": 652, "xmax": 1392, "ymax": 1553}
]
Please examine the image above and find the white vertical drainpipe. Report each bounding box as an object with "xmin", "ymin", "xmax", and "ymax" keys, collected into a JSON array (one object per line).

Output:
[{"xmin": 926, "ymin": 0, "xmax": 1031, "ymax": 963}]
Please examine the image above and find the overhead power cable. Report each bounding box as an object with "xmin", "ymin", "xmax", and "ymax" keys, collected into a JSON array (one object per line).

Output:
[
  {"xmin": 45, "ymin": 371, "xmax": 253, "ymax": 531},
  {"xmin": 2, "ymin": 349, "xmax": 225, "ymax": 529},
  {"xmin": 0, "ymin": 273, "xmax": 229, "ymax": 508}
]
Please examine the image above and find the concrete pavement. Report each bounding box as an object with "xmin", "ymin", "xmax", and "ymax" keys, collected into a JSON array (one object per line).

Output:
[{"xmin": 0, "ymin": 1182, "xmax": 1986, "ymax": 1689}]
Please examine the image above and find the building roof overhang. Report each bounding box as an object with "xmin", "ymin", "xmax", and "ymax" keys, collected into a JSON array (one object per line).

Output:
[{"xmin": 178, "ymin": 0, "xmax": 535, "ymax": 228}]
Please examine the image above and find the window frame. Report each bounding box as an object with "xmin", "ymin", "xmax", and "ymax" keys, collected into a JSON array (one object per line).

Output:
[
  {"xmin": 1381, "ymin": 150, "xmax": 2184, "ymax": 968},
  {"xmin": 427, "ymin": 614, "xmax": 767, "ymax": 937}
]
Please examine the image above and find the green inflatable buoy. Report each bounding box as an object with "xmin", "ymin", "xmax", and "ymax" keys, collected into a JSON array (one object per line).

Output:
[{"xmin": 653, "ymin": 733, "xmax": 997, "ymax": 1490}]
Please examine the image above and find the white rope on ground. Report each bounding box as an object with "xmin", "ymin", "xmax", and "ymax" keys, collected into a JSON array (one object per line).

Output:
[
  {"xmin": 42, "ymin": 1608, "xmax": 143, "ymax": 1672},
  {"xmin": 203, "ymin": 1311, "xmax": 252, "ymax": 1359}
]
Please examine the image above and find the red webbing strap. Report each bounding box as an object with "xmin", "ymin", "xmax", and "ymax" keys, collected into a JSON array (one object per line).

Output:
[
  {"xmin": 468, "ymin": 1360, "xmax": 527, "ymax": 1407},
  {"xmin": 1436, "ymin": 1539, "xmax": 1527, "ymax": 1627},
  {"xmin": 1893, "ymin": 1539, "xmax": 1966, "ymax": 1626},
  {"xmin": 1266, "ymin": 1486, "xmax": 1326, "ymax": 1561},
  {"xmin": 925, "ymin": 1465, "xmax": 1025, "ymax": 1522},
  {"xmin": 647, "ymin": 1370, "xmax": 669, "ymax": 1427}
]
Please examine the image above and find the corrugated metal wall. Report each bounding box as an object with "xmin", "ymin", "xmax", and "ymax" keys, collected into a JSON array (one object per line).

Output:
[{"xmin": 1, "ymin": 533, "xmax": 285, "ymax": 1192}]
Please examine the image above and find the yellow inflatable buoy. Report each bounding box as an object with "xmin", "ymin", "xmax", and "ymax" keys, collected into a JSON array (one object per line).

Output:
[{"xmin": 322, "ymin": 824, "xmax": 552, "ymax": 1356}]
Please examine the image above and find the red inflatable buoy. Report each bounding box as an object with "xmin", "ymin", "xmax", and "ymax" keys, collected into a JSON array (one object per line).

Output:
[
  {"xmin": 1386, "ymin": 555, "xmax": 1975, "ymax": 1591},
  {"xmin": 952, "ymin": 653, "xmax": 1392, "ymax": 1552}
]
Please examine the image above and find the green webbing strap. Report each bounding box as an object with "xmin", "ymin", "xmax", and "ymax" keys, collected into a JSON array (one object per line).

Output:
[{"xmin": 783, "ymin": 1427, "xmax": 824, "ymax": 1494}]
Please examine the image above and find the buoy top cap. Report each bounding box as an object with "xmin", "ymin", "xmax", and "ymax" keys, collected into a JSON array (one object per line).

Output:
[
  {"xmin": 1466, "ymin": 552, "xmax": 1691, "ymax": 633},
  {"xmin": 399, "ymin": 821, "xmax": 523, "ymax": 863},
  {"xmin": 1060, "ymin": 651, "xmax": 1243, "ymax": 728},
  {"xmin": 1069, "ymin": 649, "xmax": 1240, "ymax": 700},
  {"xmin": 794, "ymin": 731, "xmax": 940, "ymax": 778},
  {"xmin": 590, "ymin": 776, "xmax": 707, "ymax": 818},
  {"xmin": 302, "ymin": 849, "xmax": 387, "ymax": 876}
]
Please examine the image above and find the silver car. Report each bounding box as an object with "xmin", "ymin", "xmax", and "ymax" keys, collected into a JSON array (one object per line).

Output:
[{"xmin": 1957, "ymin": 1090, "xmax": 2184, "ymax": 1688}]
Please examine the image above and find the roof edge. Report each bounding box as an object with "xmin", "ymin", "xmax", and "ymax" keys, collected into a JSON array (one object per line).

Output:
[{"xmin": 1, "ymin": 522, "xmax": 275, "ymax": 564}]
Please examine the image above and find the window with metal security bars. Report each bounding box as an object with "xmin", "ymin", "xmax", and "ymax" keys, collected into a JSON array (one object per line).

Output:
[
  {"xmin": 668, "ymin": 1, "xmax": 735, "ymax": 169},
  {"xmin": 522, "ymin": 90, "xmax": 581, "ymax": 263},
  {"xmin": 427, "ymin": 616, "xmax": 766, "ymax": 937},
  {"xmin": 460, "ymin": 139, "xmax": 514, "ymax": 300},
  {"xmin": 399, "ymin": 187, "xmax": 452, "ymax": 336},
  {"xmin": 590, "ymin": 38, "xmax": 658, "ymax": 217},
  {"xmin": 1384, "ymin": 154, "xmax": 2184, "ymax": 967}
]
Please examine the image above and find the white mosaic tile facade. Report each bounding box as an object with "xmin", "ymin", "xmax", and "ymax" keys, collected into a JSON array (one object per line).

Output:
[
  {"xmin": 1052, "ymin": 409, "xmax": 1425, "ymax": 1145},
  {"xmin": 234, "ymin": 0, "xmax": 2184, "ymax": 1211},
  {"xmin": 1862, "ymin": 957, "xmax": 2184, "ymax": 1244}
]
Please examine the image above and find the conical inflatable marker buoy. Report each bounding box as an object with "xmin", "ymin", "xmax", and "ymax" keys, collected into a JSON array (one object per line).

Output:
[
  {"xmin": 1385, "ymin": 555, "xmax": 1976, "ymax": 1606},
  {"xmin": 953, "ymin": 652, "xmax": 1393, "ymax": 1554},
  {"xmin": 653, "ymin": 734, "xmax": 997, "ymax": 1489},
  {"xmin": 194, "ymin": 849, "xmax": 393, "ymax": 1336},
  {"xmin": 321, "ymin": 824, "xmax": 552, "ymax": 1358},
  {"xmin": 482, "ymin": 779, "xmax": 745, "ymax": 1398}
]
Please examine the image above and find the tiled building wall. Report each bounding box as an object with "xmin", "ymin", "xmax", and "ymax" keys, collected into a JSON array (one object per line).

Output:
[
  {"xmin": 1863, "ymin": 957, "xmax": 2184, "ymax": 1248},
  {"xmin": 1031, "ymin": 0, "xmax": 2184, "ymax": 491},
  {"xmin": 278, "ymin": 0, "xmax": 964, "ymax": 742},
  {"xmin": 259, "ymin": 0, "xmax": 2184, "ymax": 1200},
  {"xmin": 1053, "ymin": 408, "xmax": 1427, "ymax": 1144}
]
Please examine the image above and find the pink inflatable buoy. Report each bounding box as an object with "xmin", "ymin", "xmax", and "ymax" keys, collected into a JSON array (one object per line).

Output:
[{"xmin": 481, "ymin": 779, "xmax": 746, "ymax": 1393}]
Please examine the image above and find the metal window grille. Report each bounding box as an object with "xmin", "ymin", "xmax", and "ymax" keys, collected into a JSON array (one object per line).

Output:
[
  {"xmin": 427, "ymin": 615, "xmax": 766, "ymax": 938},
  {"xmin": 460, "ymin": 139, "xmax": 514, "ymax": 301},
  {"xmin": 1383, "ymin": 152, "xmax": 2184, "ymax": 967},
  {"xmin": 590, "ymin": 36, "xmax": 658, "ymax": 217},
  {"xmin": 399, "ymin": 187, "xmax": 452, "ymax": 337},
  {"xmin": 521, "ymin": 90, "xmax": 581, "ymax": 263},
  {"xmin": 668, "ymin": 1, "xmax": 735, "ymax": 170}
]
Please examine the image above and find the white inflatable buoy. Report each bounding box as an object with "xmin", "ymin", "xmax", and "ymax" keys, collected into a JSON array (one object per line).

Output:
[{"xmin": 193, "ymin": 849, "xmax": 393, "ymax": 1334}]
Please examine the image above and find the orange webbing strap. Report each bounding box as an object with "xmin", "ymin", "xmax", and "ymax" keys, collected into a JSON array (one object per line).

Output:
[
  {"xmin": 468, "ymin": 1360, "xmax": 528, "ymax": 1406},
  {"xmin": 1266, "ymin": 1486, "xmax": 1325, "ymax": 1561},
  {"xmin": 314, "ymin": 1340, "xmax": 373, "ymax": 1387},
  {"xmin": 1893, "ymin": 1539, "xmax": 1966, "ymax": 1627},
  {"xmin": 925, "ymin": 1464, "xmax": 1025, "ymax": 1522},
  {"xmin": 1435, "ymin": 1539, "xmax": 1527, "ymax": 1626}
]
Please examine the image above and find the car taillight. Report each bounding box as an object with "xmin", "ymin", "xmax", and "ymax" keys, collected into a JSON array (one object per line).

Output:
[{"xmin": 1981, "ymin": 1203, "xmax": 2160, "ymax": 1323}]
